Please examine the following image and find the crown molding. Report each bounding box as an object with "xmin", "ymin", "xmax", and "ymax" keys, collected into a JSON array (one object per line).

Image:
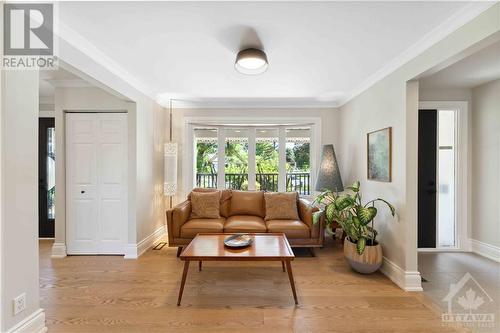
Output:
[
  {"xmin": 156, "ymin": 95, "xmax": 339, "ymax": 109},
  {"xmin": 337, "ymin": 1, "xmax": 496, "ymax": 107},
  {"xmin": 44, "ymin": 78, "xmax": 93, "ymax": 88}
]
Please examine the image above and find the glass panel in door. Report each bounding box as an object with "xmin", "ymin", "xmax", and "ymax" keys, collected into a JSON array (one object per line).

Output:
[
  {"xmin": 255, "ymin": 128, "xmax": 279, "ymax": 191},
  {"xmin": 194, "ymin": 128, "xmax": 218, "ymax": 188},
  {"xmin": 286, "ymin": 128, "xmax": 311, "ymax": 195},
  {"xmin": 47, "ymin": 127, "xmax": 56, "ymax": 219},
  {"xmin": 437, "ymin": 110, "xmax": 456, "ymax": 247},
  {"xmin": 39, "ymin": 118, "xmax": 55, "ymax": 238},
  {"xmin": 225, "ymin": 129, "xmax": 249, "ymax": 190}
]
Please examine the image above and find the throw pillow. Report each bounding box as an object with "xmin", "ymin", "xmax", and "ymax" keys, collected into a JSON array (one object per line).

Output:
[
  {"xmin": 229, "ymin": 190, "xmax": 265, "ymax": 217},
  {"xmin": 190, "ymin": 191, "xmax": 221, "ymax": 219},
  {"xmin": 264, "ymin": 192, "xmax": 299, "ymax": 221},
  {"xmin": 188, "ymin": 188, "xmax": 232, "ymax": 217}
]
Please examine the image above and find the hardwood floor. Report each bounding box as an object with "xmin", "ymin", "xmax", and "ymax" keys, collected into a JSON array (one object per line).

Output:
[{"xmin": 40, "ymin": 239, "xmax": 464, "ymax": 332}]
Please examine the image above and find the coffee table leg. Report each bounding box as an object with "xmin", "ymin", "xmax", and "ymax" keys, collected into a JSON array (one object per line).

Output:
[
  {"xmin": 199, "ymin": 261, "xmax": 202, "ymax": 271},
  {"xmin": 281, "ymin": 261, "xmax": 285, "ymax": 272},
  {"xmin": 177, "ymin": 261, "xmax": 190, "ymax": 306},
  {"xmin": 285, "ymin": 261, "xmax": 298, "ymax": 305}
]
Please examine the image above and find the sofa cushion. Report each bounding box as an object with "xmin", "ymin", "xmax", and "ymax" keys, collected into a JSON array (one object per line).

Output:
[
  {"xmin": 264, "ymin": 192, "xmax": 299, "ymax": 221},
  {"xmin": 189, "ymin": 188, "xmax": 232, "ymax": 217},
  {"xmin": 229, "ymin": 190, "xmax": 265, "ymax": 217},
  {"xmin": 180, "ymin": 218, "xmax": 225, "ymax": 238},
  {"xmin": 224, "ymin": 215, "xmax": 267, "ymax": 233},
  {"xmin": 266, "ymin": 219, "xmax": 310, "ymax": 239},
  {"xmin": 190, "ymin": 191, "xmax": 221, "ymax": 219}
]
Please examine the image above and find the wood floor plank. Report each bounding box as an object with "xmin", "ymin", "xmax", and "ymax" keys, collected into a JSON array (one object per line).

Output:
[{"xmin": 39, "ymin": 239, "xmax": 464, "ymax": 333}]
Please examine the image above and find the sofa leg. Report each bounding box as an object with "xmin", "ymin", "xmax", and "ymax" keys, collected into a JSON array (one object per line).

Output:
[
  {"xmin": 176, "ymin": 247, "xmax": 183, "ymax": 257},
  {"xmin": 308, "ymin": 247, "xmax": 316, "ymax": 257}
]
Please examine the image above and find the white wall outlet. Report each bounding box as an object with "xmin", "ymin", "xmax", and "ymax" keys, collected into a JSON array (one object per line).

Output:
[{"xmin": 13, "ymin": 293, "xmax": 26, "ymax": 315}]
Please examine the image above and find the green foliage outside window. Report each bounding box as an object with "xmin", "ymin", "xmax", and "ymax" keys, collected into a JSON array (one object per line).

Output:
[
  {"xmin": 196, "ymin": 141, "xmax": 310, "ymax": 174},
  {"xmin": 196, "ymin": 142, "xmax": 217, "ymax": 174}
]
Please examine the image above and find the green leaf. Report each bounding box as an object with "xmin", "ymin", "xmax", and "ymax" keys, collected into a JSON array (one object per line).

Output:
[
  {"xmin": 312, "ymin": 210, "xmax": 323, "ymax": 225},
  {"xmin": 346, "ymin": 181, "xmax": 360, "ymax": 192},
  {"xmin": 325, "ymin": 203, "xmax": 335, "ymax": 223},
  {"xmin": 335, "ymin": 195, "xmax": 354, "ymax": 211},
  {"xmin": 356, "ymin": 237, "xmax": 366, "ymax": 255},
  {"xmin": 376, "ymin": 198, "xmax": 396, "ymax": 216},
  {"xmin": 365, "ymin": 198, "xmax": 396, "ymax": 217},
  {"xmin": 357, "ymin": 206, "xmax": 377, "ymax": 226},
  {"xmin": 349, "ymin": 225, "xmax": 359, "ymax": 240},
  {"xmin": 353, "ymin": 216, "xmax": 361, "ymax": 227}
]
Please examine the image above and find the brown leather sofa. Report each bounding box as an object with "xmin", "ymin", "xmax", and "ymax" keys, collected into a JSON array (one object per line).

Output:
[{"xmin": 166, "ymin": 189, "xmax": 325, "ymax": 254}]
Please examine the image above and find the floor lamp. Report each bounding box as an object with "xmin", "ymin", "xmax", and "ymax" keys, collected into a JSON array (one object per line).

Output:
[
  {"xmin": 164, "ymin": 99, "xmax": 178, "ymax": 209},
  {"xmin": 315, "ymin": 144, "xmax": 344, "ymax": 240}
]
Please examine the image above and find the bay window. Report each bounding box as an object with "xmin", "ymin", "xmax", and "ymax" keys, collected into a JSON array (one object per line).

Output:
[{"xmin": 190, "ymin": 121, "xmax": 318, "ymax": 196}]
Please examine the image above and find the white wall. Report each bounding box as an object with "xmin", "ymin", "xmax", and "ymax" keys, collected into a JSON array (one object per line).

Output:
[
  {"xmin": 1, "ymin": 71, "xmax": 46, "ymax": 332},
  {"xmin": 337, "ymin": 4, "xmax": 500, "ymax": 290},
  {"xmin": 471, "ymin": 79, "xmax": 500, "ymax": 248},
  {"xmin": 170, "ymin": 107, "xmax": 339, "ymax": 204},
  {"xmin": 53, "ymin": 86, "xmax": 165, "ymax": 256},
  {"xmin": 53, "ymin": 32, "xmax": 168, "ymax": 257},
  {"xmin": 419, "ymin": 86, "xmax": 472, "ymax": 103}
]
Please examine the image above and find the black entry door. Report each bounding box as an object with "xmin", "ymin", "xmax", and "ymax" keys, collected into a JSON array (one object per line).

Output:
[
  {"xmin": 39, "ymin": 118, "xmax": 55, "ymax": 238},
  {"xmin": 418, "ymin": 110, "xmax": 437, "ymax": 248}
]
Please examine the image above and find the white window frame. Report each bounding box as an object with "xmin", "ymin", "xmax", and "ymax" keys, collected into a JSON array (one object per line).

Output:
[
  {"xmin": 418, "ymin": 101, "xmax": 469, "ymax": 252},
  {"xmin": 183, "ymin": 116, "xmax": 321, "ymax": 197}
]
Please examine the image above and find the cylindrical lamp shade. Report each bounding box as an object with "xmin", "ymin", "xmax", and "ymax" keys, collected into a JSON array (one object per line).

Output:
[
  {"xmin": 315, "ymin": 144, "xmax": 344, "ymax": 192},
  {"xmin": 164, "ymin": 142, "xmax": 178, "ymax": 196}
]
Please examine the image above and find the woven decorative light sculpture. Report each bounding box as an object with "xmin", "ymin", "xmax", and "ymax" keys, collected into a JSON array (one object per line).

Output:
[
  {"xmin": 164, "ymin": 142, "xmax": 178, "ymax": 196},
  {"xmin": 315, "ymin": 144, "xmax": 344, "ymax": 193}
]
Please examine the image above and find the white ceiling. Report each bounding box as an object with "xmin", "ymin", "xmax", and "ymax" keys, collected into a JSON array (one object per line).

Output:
[
  {"xmin": 58, "ymin": 1, "xmax": 486, "ymax": 107},
  {"xmin": 420, "ymin": 40, "xmax": 500, "ymax": 89}
]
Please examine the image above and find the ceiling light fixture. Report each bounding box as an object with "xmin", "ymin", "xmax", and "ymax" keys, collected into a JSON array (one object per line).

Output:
[{"xmin": 235, "ymin": 48, "xmax": 268, "ymax": 75}]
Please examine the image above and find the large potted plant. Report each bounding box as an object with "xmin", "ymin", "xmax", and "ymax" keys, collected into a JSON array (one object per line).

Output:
[{"xmin": 312, "ymin": 181, "xmax": 395, "ymax": 274}]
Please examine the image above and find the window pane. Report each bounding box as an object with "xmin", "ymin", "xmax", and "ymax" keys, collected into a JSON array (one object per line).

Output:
[
  {"xmin": 225, "ymin": 129, "xmax": 248, "ymax": 190},
  {"xmin": 256, "ymin": 128, "xmax": 279, "ymax": 191},
  {"xmin": 438, "ymin": 110, "xmax": 455, "ymax": 247},
  {"xmin": 286, "ymin": 128, "xmax": 311, "ymax": 195},
  {"xmin": 195, "ymin": 128, "xmax": 218, "ymax": 188},
  {"xmin": 47, "ymin": 127, "xmax": 56, "ymax": 219}
]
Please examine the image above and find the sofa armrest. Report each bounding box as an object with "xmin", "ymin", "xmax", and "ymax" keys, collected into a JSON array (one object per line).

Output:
[
  {"xmin": 298, "ymin": 197, "xmax": 324, "ymax": 240},
  {"xmin": 166, "ymin": 200, "xmax": 191, "ymax": 244}
]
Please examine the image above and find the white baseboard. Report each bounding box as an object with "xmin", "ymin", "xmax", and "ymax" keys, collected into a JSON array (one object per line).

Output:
[
  {"xmin": 380, "ymin": 257, "xmax": 423, "ymax": 292},
  {"xmin": 124, "ymin": 225, "xmax": 166, "ymax": 259},
  {"xmin": 469, "ymin": 239, "xmax": 500, "ymax": 263},
  {"xmin": 6, "ymin": 308, "xmax": 47, "ymax": 333},
  {"xmin": 51, "ymin": 242, "xmax": 67, "ymax": 258}
]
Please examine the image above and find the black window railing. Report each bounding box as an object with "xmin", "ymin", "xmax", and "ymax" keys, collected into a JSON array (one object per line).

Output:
[{"xmin": 196, "ymin": 172, "xmax": 310, "ymax": 195}]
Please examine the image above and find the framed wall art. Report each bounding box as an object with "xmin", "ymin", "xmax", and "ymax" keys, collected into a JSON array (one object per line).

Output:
[{"xmin": 367, "ymin": 127, "xmax": 392, "ymax": 182}]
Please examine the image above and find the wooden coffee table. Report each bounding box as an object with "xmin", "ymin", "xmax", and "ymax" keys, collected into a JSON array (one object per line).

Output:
[{"xmin": 177, "ymin": 233, "xmax": 297, "ymax": 305}]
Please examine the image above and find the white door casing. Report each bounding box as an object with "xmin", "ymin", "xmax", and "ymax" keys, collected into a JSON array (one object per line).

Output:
[{"xmin": 66, "ymin": 113, "xmax": 128, "ymax": 254}]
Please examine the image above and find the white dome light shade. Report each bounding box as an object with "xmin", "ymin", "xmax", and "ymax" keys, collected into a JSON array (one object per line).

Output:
[{"xmin": 235, "ymin": 48, "xmax": 268, "ymax": 75}]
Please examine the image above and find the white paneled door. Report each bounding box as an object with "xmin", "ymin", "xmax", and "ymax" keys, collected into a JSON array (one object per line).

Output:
[{"xmin": 66, "ymin": 113, "xmax": 128, "ymax": 254}]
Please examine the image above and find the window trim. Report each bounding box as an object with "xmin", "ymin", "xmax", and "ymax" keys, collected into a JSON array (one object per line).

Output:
[{"xmin": 183, "ymin": 116, "xmax": 321, "ymax": 197}]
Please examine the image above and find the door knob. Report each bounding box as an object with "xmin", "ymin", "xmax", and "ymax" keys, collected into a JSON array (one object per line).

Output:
[{"xmin": 81, "ymin": 190, "xmax": 85, "ymax": 194}]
